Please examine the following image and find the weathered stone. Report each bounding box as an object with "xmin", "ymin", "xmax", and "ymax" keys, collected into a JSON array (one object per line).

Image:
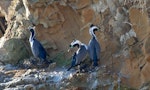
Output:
[
  {"xmin": 2, "ymin": 38, "xmax": 30, "ymax": 64},
  {"xmin": 143, "ymin": 36, "xmax": 150, "ymax": 55},
  {"xmin": 76, "ymin": 0, "xmax": 91, "ymax": 9},
  {"xmin": 141, "ymin": 62, "xmax": 150, "ymax": 86},
  {"xmin": 0, "ymin": 0, "xmax": 149, "ymax": 89},
  {"xmin": 81, "ymin": 7, "xmax": 95, "ymax": 24},
  {"xmin": 36, "ymin": 84, "xmax": 46, "ymax": 90},
  {"xmin": 24, "ymin": 84, "xmax": 36, "ymax": 90},
  {"xmin": 129, "ymin": 8, "xmax": 150, "ymax": 41},
  {"xmin": 126, "ymin": 37, "xmax": 137, "ymax": 46},
  {"xmin": 106, "ymin": 0, "xmax": 118, "ymax": 16},
  {"xmin": 92, "ymin": 0, "xmax": 108, "ymax": 13},
  {"xmin": 46, "ymin": 62, "xmax": 56, "ymax": 71}
]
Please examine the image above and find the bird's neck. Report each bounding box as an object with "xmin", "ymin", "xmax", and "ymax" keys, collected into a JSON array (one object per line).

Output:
[
  {"xmin": 90, "ymin": 29, "xmax": 97, "ymax": 38},
  {"xmin": 76, "ymin": 45, "xmax": 80, "ymax": 54},
  {"xmin": 92, "ymin": 33, "xmax": 96, "ymax": 38},
  {"xmin": 29, "ymin": 31, "xmax": 35, "ymax": 42},
  {"xmin": 77, "ymin": 43, "xmax": 85, "ymax": 49},
  {"xmin": 91, "ymin": 34, "xmax": 98, "ymax": 42},
  {"xmin": 76, "ymin": 44, "xmax": 80, "ymax": 48},
  {"xmin": 91, "ymin": 33, "xmax": 97, "ymax": 40}
]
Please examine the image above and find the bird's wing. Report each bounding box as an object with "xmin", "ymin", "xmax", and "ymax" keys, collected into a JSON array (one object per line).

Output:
[
  {"xmin": 32, "ymin": 39, "xmax": 47, "ymax": 60},
  {"xmin": 95, "ymin": 40, "xmax": 101, "ymax": 59},
  {"xmin": 88, "ymin": 38, "xmax": 101, "ymax": 60},
  {"xmin": 76, "ymin": 45, "xmax": 87, "ymax": 64},
  {"xmin": 88, "ymin": 39, "xmax": 95, "ymax": 60}
]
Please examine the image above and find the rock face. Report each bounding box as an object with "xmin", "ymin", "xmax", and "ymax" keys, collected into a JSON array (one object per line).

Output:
[
  {"xmin": 0, "ymin": 64, "xmax": 135, "ymax": 90},
  {"xmin": 2, "ymin": 38, "xmax": 30, "ymax": 64},
  {"xmin": 0, "ymin": 0, "xmax": 149, "ymax": 89}
]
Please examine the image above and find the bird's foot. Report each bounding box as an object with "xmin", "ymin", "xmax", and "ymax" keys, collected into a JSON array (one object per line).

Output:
[
  {"xmin": 80, "ymin": 64, "xmax": 88, "ymax": 73},
  {"xmin": 89, "ymin": 66, "xmax": 100, "ymax": 72},
  {"xmin": 75, "ymin": 69, "xmax": 81, "ymax": 73}
]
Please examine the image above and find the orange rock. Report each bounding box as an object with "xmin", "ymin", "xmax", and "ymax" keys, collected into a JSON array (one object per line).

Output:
[
  {"xmin": 76, "ymin": 0, "xmax": 91, "ymax": 9},
  {"xmin": 129, "ymin": 8, "xmax": 150, "ymax": 41},
  {"xmin": 143, "ymin": 36, "xmax": 150, "ymax": 55},
  {"xmin": 141, "ymin": 62, "xmax": 150, "ymax": 85},
  {"xmin": 81, "ymin": 7, "xmax": 95, "ymax": 24},
  {"xmin": 146, "ymin": 55, "xmax": 150, "ymax": 63}
]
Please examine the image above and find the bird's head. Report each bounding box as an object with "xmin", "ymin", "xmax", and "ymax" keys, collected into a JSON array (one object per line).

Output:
[
  {"xmin": 89, "ymin": 24, "xmax": 100, "ymax": 36},
  {"xmin": 28, "ymin": 26, "xmax": 35, "ymax": 33},
  {"xmin": 69, "ymin": 39, "xmax": 81, "ymax": 48}
]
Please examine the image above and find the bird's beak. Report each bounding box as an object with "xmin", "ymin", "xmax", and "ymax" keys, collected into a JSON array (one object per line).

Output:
[
  {"xmin": 67, "ymin": 48, "xmax": 70, "ymax": 52},
  {"xmin": 33, "ymin": 26, "xmax": 35, "ymax": 29},
  {"xmin": 68, "ymin": 45, "xmax": 74, "ymax": 52}
]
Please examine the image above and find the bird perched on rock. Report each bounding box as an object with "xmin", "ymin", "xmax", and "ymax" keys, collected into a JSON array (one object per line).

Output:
[
  {"xmin": 67, "ymin": 40, "xmax": 88, "ymax": 71},
  {"xmin": 88, "ymin": 24, "xmax": 101, "ymax": 67},
  {"xmin": 28, "ymin": 26, "xmax": 51, "ymax": 65}
]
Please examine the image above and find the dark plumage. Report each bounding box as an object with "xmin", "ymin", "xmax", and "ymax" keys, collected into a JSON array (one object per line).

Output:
[
  {"xmin": 67, "ymin": 52, "xmax": 77, "ymax": 71},
  {"xmin": 68, "ymin": 40, "xmax": 88, "ymax": 71},
  {"xmin": 88, "ymin": 24, "xmax": 101, "ymax": 66},
  {"xmin": 29, "ymin": 27, "xmax": 49, "ymax": 64}
]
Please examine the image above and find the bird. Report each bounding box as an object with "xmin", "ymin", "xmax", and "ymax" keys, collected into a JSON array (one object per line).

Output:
[
  {"xmin": 88, "ymin": 24, "xmax": 101, "ymax": 67},
  {"xmin": 67, "ymin": 52, "xmax": 77, "ymax": 71},
  {"xmin": 28, "ymin": 26, "xmax": 50, "ymax": 65},
  {"xmin": 67, "ymin": 39, "xmax": 88, "ymax": 71}
]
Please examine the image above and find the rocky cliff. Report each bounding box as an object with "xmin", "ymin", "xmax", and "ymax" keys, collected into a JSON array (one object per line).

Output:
[{"xmin": 0, "ymin": 0, "xmax": 150, "ymax": 89}]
